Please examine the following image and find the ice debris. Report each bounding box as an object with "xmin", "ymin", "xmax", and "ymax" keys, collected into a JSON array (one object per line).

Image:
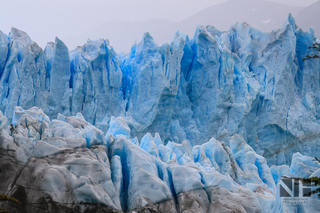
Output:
[
  {"xmin": 0, "ymin": 14, "xmax": 320, "ymax": 212},
  {"xmin": 0, "ymin": 107, "xmax": 319, "ymax": 212}
]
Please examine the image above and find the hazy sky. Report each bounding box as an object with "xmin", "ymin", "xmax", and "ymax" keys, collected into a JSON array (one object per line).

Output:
[{"xmin": 0, "ymin": 0, "xmax": 318, "ymax": 50}]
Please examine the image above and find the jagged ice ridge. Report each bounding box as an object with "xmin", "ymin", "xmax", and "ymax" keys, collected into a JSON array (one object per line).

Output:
[{"xmin": 0, "ymin": 14, "xmax": 320, "ymax": 212}]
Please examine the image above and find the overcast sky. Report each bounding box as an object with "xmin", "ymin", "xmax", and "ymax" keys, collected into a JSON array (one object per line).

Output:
[{"xmin": 0, "ymin": 0, "xmax": 318, "ymax": 50}]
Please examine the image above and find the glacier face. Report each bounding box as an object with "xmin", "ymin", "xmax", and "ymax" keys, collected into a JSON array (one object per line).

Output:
[
  {"xmin": 0, "ymin": 106, "xmax": 320, "ymax": 212},
  {"xmin": 0, "ymin": 14, "xmax": 320, "ymax": 213},
  {"xmin": 1, "ymin": 15, "xmax": 320, "ymax": 166}
]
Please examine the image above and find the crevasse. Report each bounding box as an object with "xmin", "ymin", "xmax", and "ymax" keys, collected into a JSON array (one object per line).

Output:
[
  {"xmin": 0, "ymin": 14, "xmax": 319, "ymax": 166},
  {"xmin": 1, "ymin": 14, "xmax": 320, "ymax": 213}
]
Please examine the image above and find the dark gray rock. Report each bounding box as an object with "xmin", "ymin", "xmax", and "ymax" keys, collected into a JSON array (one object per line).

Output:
[
  {"xmin": 0, "ymin": 200, "xmax": 26, "ymax": 213},
  {"xmin": 177, "ymin": 189, "xmax": 210, "ymax": 213},
  {"xmin": 206, "ymin": 186, "xmax": 263, "ymax": 213},
  {"xmin": 0, "ymin": 148, "xmax": 25, "ymax": 195},
  {"xmin": 132, "ymin": 199, "xmax": 177, "ymax": 213}
]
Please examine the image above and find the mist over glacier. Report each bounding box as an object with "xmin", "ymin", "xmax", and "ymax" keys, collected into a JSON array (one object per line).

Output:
[{"xmin": 0, "ymin": 14, "xmax": 320, "ymax": 213}]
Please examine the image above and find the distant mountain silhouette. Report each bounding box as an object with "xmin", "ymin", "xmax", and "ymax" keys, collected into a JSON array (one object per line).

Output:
[
  {"xmin": 63, "ymin": 0, "xmax": 303, "ymax": 53},
  {"xmin": 295, "ymin": 0, "xmax": 320, "ymax": 38},
  {"xmin": 172, "ymin": 0, "xmax": 302, "ymax": 35}
]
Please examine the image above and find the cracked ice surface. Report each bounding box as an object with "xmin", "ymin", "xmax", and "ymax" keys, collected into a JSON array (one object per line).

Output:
[
  {"xmin": 0, "ymin": 14, "xmax": 320, "ymax": 212},
  {"xmin": 0, "ymin": 15, "xmax": 319, "ymax": 166},
  {"xmin": 0, "ymin": 107, "xmax": 319, "ymax": 212}
]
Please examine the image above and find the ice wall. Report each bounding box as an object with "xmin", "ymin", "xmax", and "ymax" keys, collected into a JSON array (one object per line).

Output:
[
  {"xmin": 0, "ymin": 15, "xmax": 319, "ymax": 165},
  {"xmin": 1, "ymin": 107, "xmax": 319, "ymax": 212}
]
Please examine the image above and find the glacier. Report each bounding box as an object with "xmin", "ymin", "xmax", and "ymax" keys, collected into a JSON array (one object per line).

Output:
[
  {"xmin": 0, "ymin": 15, "xmax": 319, "ymax": 166},
  {"xmin": 0, "ymin": 106, "xmax": 319, "ymax": 212},
  {"xmin": 0, "ymin": 14, "xmax": 320, "ymax": 212}
]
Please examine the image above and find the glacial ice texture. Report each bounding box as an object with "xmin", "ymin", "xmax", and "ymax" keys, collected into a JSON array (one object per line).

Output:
[
  {"xmin": 3, "ymin": 18, "xmax": 320, "ymax": 167},
  {"xmin": 1, "ymin": 107, "xmax": 320, "ymax": 212},
  {"xmin": 1, "ymin": 15, "xmax": 320, "ymax": 167}
]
